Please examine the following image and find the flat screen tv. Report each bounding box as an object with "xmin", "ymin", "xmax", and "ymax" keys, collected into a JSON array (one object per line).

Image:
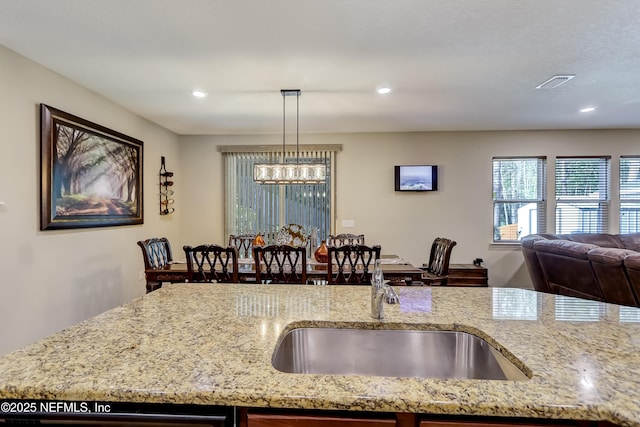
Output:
[{"xmin": 395, "ymin": 165, "xmax": 438, "ymax": 192}]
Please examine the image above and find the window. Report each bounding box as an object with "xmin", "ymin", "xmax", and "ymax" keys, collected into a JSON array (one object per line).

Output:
[
  {"xmin": 620, "ymin": 156, "xmax": 640, "ymax": 233},
  {"xmin": 555, "ymin": 157, "xmax": 610, "ymax": 234},
  {"xmin": 492, "ymin": 157, "xmax": 546, "ymax": 242},
  {"xmin": 221, "ymin": 146, "xmax": 338, "ymax": 243}
]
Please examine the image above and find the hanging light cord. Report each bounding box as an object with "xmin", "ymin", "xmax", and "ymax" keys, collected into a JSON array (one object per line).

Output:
[
  {"xmin": 296, "ymin": 91, "xmax": 300, "ymax": 165},
  {"xmin": 281, "ymin": 89, "xmax": 301, "ymax": 165},
  {"xmin": 282, "ymin": 91, "xmax": 286, "ymax": 164},
  {"xmin": 252, "ymin": 89, "xmax": 325, "ymax": 185}
]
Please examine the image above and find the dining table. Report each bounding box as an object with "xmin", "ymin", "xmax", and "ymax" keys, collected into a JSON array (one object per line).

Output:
[{"xmin": 143, "ymin": 255, "xmax": 425, "ymax": 292}]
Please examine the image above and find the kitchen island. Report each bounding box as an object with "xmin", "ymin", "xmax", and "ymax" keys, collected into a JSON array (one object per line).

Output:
[{"xmin": 0, "ymin": 284, "xmax": 639, "ymax": 426}]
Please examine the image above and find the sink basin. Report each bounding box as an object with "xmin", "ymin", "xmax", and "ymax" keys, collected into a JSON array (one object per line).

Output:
[{"xmin": 272, "ymin": 327, "xmax": 529, "ymax": 380}]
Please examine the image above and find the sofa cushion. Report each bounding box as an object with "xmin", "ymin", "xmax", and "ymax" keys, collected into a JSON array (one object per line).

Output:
[
  {"xmin": 562, "ymin": 233, "xmax": 625, "ymax": 248},
  {"xmin": 624, "ymin": 253, "xmax": 640, "ymax": 269},
  {"xmin": 623, "ymin": 254, "xmax": 640, "ymax": 305},
  {"xmin": 532, "ymin": 239, "xmax": 598, "ymax": 259},
  {"xmin": 588, "ymin": 248, "xmax": 639, "ymax": 306},
  {"xmin": 533, "ymin": 240, "xmax": 604, "ymax": 300},
  {"xmin": 587, "ymin": 247, "xmax": 635, "ymax": 265},
  {"xmin": 619, "ymin": 233, "xmax": 640, "ymax": 252}
]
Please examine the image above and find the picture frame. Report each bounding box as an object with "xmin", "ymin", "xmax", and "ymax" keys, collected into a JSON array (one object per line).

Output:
[{"xmin": 40, "ymin": 104, "xmax": 143, "ymax": 230}]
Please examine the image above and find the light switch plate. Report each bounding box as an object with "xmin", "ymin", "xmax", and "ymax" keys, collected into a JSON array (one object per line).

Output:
[{"xmin": 342, "ymin": 219, "xmax": 355, "ymax": 228}]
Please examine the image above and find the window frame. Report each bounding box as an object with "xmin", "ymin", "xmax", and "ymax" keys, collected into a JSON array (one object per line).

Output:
[
  {"xmin": 555, "ymin": 156, "xmax": 610, "ymax": 234},
  {"xmin": 620, "ymin": 156, "xmax": 640, "ymax": 234},
  {"xmin": 220, "ymin": 145, "xmax": 340, "ymax": 244},
  {"xmin": 492, "ymin": 156, "xmax": 547, "ymax": 243}
]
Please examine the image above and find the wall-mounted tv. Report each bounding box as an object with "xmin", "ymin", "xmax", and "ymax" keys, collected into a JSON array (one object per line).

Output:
[{"xmin": 395, "ymin": 165, "xmax": 438, "ymax": 192}]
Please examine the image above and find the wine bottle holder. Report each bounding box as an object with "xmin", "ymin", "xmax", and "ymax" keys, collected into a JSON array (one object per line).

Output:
[{"xmin": 159, "ymin": 156, "xmax": 175, "ymax": 215}]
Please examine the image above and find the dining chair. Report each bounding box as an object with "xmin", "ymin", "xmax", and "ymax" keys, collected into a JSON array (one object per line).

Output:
[
  {"xmin": 421, "ymin": 237, "xmax": 457, "ymax": 285},
  {"xmin": 137, "ymin": 237, "xmax": 179, "ymax": 292},
  {"xmin": 253, "ymin": 245, "xmax": 307, "ymax": 284},
  {"xmin": 327, "ymin": 233, "xmax": 365, "ymax": 246},
  {"xmin": 228, "ymin": 234, "xmax": 258, "ymax": 258},
  {"xmin": 183, "ymin": 244, "xmax": 239, "ymax": 283},
  {"xmin": 327, "ymin": 244, "xmax": 381, "ymax": 285}
]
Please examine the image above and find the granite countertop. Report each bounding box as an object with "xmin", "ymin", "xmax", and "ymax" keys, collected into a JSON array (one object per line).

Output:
[{"xmin": 0, "ymin": 284, "xmax": 639, "ymax": 425}]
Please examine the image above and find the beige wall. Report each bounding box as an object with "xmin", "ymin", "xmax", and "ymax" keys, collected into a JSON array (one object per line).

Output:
[
  {"xmin": 0, "ymin": 45, "xmax": 181, "ymax": 355},
  {"xmin": 179, "ymin": 130, "xmax": 640, "ymax": 289},
  {"xmin": 3, "ymin": 40, "xmax": 640, "ymax": 356}
]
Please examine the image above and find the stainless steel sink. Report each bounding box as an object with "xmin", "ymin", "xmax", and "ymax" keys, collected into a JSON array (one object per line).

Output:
[{"xmin": 272, "ymin": 327, "xmax": 529, "ymax": 380}]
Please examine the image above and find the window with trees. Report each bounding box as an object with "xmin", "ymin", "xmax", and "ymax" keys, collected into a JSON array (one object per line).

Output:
[
  {"xmin": 221, "ymin": 146, "xmax": 337, "ymax": 243},
  {"xmin": 620, "ymin": 156, "xmax": 640, "ymax": 233},
  {"xmin": 555, "ymin": 156, "xmax": 610, "ymax": 234},
  {"xmin": 492, "ymin": 157, "xmax": 546, "ymax": 242}
]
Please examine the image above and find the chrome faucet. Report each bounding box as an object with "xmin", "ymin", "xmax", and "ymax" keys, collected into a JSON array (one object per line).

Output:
[
  {"xmin": 371, "ymin": 283, "xmax": 386, "ymax": 319},
  {"xmin": 371, "ymin": 259, "xmax": 400, "ymax": 319}
]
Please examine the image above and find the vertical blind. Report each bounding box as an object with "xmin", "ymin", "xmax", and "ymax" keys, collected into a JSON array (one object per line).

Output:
[
  {"xmin": 222, "ymin": 147, "xmax": 337, "ymax": 243},
  {"xmin": 620, "ymin": 156, "xmax": 640, "ymax": 233},
  {"xmin": 555, "ymin": 156, "xmax": 610, "ymax": 234}
]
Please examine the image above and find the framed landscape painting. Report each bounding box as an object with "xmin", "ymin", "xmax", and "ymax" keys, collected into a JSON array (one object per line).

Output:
[{"xmin": 40, "ymin": 104, "xmax": 143, "ymax": 230}]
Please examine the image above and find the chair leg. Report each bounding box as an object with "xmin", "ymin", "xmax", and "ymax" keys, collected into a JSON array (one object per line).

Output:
[{"xmin": 146, "ymin": 281, "xmax": 162, "ymax": 293}]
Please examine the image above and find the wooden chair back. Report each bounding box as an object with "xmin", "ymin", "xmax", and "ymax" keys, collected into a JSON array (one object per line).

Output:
[
  {"xmin": 327, "ymin": 244, "xmax": 381, "ymax": 285},
  {"xmin": 423, "ymin": 237, "xmax": 457, "ymax": 285},
  {"xmin": 327, "ymin": 234, "xmax": 365, "ymax": 246},
  {"xmin": 183, "ymin": 244, "xmax": 239, "ymax": 283},
  {"xmin": 228, "ymin": 234, "xmax": 258, "ymax": 258},
  {"xmin": 137, "ymin": 237, "xmax": 173, "ymax": 269},
  {"xmin": 253, "ymin": 245, "xmax": 307, "ymax": 284}
]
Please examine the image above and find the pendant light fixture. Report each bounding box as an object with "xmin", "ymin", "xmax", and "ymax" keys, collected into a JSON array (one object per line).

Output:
[{"xmin": 253, "ymin": 89, "xmax": 327, "ymax": 184}]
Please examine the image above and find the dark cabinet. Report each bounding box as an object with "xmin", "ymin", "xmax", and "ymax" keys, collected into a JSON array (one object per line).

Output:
[
  {"xmin": 241, "ymin": 409, "xmax": 604, "ymax": 427},
  {"xmin": 419, "ymin": 416, "xmax": 599, "ymax": 427},
  {"xmin": 242, "ymin": 409, "xmax": 405, "ymax": 427},
  {"xmin": 447, "ymin": 264, "xmax": 488, "ymax": 286}
]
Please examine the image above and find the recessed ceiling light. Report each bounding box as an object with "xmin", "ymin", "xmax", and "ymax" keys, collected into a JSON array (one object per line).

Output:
[
  {"xmin": 377, "ymin": 87, "xmax": 391, "ymax": 95},
  {"xmin": 192, "ymin": 90, "xmax": 207, "ymax": 98},
  {"xmin": 580, "ymin": 107, "xmax": 596, "ymax": 113}
]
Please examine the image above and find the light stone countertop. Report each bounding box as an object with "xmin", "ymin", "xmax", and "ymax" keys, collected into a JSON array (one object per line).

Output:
[{"xmin": 0, "ymin": 284, "xmax": 639, "ymax": 425}]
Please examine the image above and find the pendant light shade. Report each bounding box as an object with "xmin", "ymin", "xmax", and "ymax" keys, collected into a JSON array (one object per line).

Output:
[{"xmin": 253, "ymin": 89, "xmax": 327, "ymax": 184}]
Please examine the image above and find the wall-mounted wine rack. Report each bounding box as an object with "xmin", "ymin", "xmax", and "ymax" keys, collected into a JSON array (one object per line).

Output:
[{"xmin": 159, "ymin": 156, "xmax": 175, "ymax": 215}]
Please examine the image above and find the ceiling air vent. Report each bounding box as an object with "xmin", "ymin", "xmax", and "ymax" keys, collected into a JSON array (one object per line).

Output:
[{"xmin": 535, "ymin": 74, "xmax": 575, "ymax": 89}]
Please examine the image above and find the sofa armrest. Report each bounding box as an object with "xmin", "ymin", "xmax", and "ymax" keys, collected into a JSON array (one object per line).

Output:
[{"xmin": 521, "ymin": 235, "xmax": 550, "ymax": 293}]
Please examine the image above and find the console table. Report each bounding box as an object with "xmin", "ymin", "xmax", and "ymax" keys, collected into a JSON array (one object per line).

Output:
[{"xmin": 447, "ymin": 263, "xmax": 488, "ymax": 286}]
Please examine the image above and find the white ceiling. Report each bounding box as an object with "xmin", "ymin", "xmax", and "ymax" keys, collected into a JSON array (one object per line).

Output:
[{"xmin": 1, "ymin": 0, "xmax": 640, "ymax": 135}]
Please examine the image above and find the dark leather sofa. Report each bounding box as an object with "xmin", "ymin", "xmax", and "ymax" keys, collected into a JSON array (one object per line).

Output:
[{"xmin": 521, "ymin": 233, "xmax": 640, "ymax": 307}]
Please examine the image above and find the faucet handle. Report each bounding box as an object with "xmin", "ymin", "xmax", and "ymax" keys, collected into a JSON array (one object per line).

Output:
[{"xmin": 383, "ymin": 285, "xmax": 399, "ymax": 304}]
